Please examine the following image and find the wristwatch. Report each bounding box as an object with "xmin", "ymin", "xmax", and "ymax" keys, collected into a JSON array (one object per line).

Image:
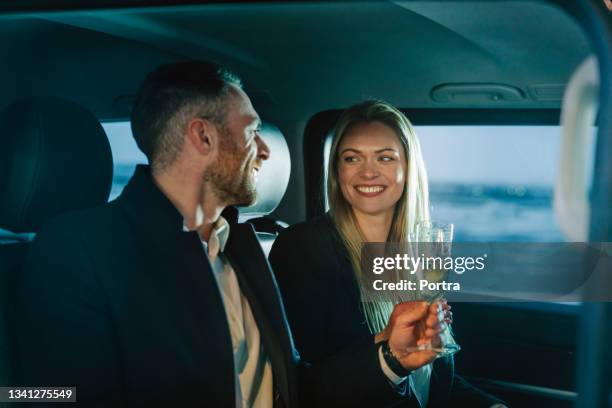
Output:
[{"xmin": 380, "ymin": 340, "xmax": 413, "ymax": 377}]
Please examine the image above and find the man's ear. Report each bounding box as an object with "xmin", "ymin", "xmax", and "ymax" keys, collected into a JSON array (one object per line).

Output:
[{"xmin": 186, "ymin": 117, "xmax": 217, "ymax": 156}]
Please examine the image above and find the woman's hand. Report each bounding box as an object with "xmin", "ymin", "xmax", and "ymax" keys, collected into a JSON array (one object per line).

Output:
[{"xmin": 385, "ymin": 300, "xmax": 452, "ymax": 371}]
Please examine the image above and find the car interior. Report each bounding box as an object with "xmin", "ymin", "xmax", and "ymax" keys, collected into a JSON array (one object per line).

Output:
[{"xmin": 0, "ymin": 1, "xmax": 611, "ymax": 407}]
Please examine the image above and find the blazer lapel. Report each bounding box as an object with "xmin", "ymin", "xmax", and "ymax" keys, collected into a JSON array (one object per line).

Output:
[{"xmin": 225, "ymin": 222, "xmax": 298, "ymax": 408}]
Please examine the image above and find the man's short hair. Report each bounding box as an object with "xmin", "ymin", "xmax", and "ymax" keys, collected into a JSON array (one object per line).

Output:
[{"xmin": 131, "ymin": 61, "xmax": 243, "ymax": 171}]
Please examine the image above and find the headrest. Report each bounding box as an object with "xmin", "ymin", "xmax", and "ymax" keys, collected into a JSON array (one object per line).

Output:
[
  {"xmin": 554, "ymin": 56, "xmax": 599, "ymax": 241},
  {"xmin": 238, "ymin": 122, "xmax": 290, "ymax": 218},
  {"xmin": 0, "ymin": 97, "xmax": 113, "ymax": 233}
]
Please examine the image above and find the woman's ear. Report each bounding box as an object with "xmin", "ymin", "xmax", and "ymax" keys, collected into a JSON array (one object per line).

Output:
[{"xmin": 186, "ymin": 117, "xmax": 217, "ymax": 156}]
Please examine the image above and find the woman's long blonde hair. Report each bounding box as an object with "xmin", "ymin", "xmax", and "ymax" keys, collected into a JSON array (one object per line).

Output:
[{"xmin": 327, "ymin": 100, "xmax": 431, "ymax": 333}]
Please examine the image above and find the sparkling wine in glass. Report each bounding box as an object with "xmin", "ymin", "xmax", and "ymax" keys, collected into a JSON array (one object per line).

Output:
[{"xmin": 406, "ymin": 221, "xmax": 461, "ymax": 357}]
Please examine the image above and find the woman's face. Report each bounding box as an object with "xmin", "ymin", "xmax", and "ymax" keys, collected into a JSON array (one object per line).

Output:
[{"xmin": 337, "ymin": 121, "xmax": 407, "ymax": 219}]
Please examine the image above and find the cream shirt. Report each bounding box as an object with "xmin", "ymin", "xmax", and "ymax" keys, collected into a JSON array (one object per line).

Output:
[{"xmin": 188, "ymin": 217, "xmax": 273, "ymax": 408}]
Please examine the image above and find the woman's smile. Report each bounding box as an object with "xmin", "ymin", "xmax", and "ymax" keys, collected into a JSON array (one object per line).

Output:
[{"xmin": 354, "ymin": 184, "xmax": 387, "ymax": 197}]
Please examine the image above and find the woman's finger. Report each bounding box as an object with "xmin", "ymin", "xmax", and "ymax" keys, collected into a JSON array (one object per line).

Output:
[
  {"xmin": 425, "ymin": 318, "xmax": 451, "ymax": 335},
  {"xmin": 425, "ymin": 310, "xmax": 440, "ymax": 327},
  {"xmin": 424, "ymin": 325, "xmax": 444, "ymax": 338}
]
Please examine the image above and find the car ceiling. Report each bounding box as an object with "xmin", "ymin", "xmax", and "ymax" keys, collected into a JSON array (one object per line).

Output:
[{"xmin": 0, "ymin": 1, "xmax": 592, "ymax": 124}]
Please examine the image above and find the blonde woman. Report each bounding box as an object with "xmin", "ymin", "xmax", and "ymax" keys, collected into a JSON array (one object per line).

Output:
[{"xmin": 270, "ymin": 100, "xmax": 507, "ymax": 407}]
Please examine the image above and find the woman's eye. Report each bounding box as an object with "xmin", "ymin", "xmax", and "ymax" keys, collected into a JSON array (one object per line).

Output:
[
  {"xmin": 379, "ymin": 156, "xmax": 394, "ymax": 162},
  {"xmin": 343, "ymin": 156, "xmax": 359, "ymax": 163}
]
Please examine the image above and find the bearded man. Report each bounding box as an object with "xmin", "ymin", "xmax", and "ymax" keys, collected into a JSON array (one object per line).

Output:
[{"xmin": 16, "ymin": 62, "xmax": 444, "ymax": 407}]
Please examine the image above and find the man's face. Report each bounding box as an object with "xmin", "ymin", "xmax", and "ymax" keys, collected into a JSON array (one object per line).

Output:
[{"xmin": 206, "ymin": 86, "xmax": 270, "ymax": 206}]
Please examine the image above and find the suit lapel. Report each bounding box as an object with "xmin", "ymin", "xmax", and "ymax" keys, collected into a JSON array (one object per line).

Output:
[{"xmin": 225, "ymin": 222, "xmax": 297, "ymax": 408}]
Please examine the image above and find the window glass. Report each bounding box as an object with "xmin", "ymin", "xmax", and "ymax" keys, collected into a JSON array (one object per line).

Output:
[
  {"xmin": 102, "ymin": 121, "xmax": 147, "ymax": 201},
  {"xmin": 324, "ymin": 125, "xmax": 597, "ymax": 242}
]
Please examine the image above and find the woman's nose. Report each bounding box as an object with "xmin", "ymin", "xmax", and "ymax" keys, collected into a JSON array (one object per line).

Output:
[{"xmin": 358, "ymin": 160, "xmax": 380, "ymax": 179}]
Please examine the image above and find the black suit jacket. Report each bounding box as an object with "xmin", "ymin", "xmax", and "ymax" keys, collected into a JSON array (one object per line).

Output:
[
  {"xmin": 269, "ymin": 214, "xmax": 506, "ymax": 408},
  {"xmin": 15, "ymin": 166, "xmax": 420, "ymax": 407}
]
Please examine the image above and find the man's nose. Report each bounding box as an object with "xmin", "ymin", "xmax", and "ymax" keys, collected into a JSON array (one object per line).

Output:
[{"xmin": 256, "ymin": 134, "xmax": 270, "ymax": 161}]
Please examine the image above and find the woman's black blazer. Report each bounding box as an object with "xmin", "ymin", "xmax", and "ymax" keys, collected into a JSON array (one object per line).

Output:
[{"xmin": 269, "ymin": 214, "xmax": 506, "ymax": 408}]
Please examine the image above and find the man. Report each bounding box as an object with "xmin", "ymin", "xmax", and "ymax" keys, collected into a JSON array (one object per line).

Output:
[{"xmin": 16, "ymin": 61, "xmax": 442, "ymax": 407}]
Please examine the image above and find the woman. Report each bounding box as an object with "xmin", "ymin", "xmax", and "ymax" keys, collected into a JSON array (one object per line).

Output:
[{"xmin": 269, "ymin": 100, "xmax": 507, "ymax": 407}]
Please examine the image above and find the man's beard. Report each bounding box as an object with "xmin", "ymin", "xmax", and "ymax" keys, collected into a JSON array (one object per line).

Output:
[{"xmin": 206, "ymin": 146, "xmax": 257, "ymax": 207}]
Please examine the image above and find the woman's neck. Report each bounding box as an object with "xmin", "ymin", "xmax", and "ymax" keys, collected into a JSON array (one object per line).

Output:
[{"xmin": 353, "ymin": 208, "xmax": 394, "ymax": 242}]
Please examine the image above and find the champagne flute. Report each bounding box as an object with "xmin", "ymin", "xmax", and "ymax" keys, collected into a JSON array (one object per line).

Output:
[{"xmin": 404, "ymin": 221, "xmax": 460, "ymax": 357}]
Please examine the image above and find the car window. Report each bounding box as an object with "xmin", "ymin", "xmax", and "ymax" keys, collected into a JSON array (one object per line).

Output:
[
  {"xmin": 102, "ymin": 121, "xmax": 147, "ymax": 201},
  {"xmin": 324, "ymin": 125, "xmax": 597, "ymax": 242}
]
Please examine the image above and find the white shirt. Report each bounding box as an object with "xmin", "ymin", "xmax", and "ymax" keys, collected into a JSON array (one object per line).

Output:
[{"xmin": 187, "ymin": 217, "xmax": 273, "ymax": 408}]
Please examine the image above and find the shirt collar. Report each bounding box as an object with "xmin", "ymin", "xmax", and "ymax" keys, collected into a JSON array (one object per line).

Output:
[
  {"xmin": 183, "ymin": 216, "xmax": 230, "ymax": 256},
  {"xmin": 212, "ymin": 216, "xmax": 230, "ymax": 253}
]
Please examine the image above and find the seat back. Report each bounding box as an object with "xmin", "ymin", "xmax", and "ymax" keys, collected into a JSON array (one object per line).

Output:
[
  {"xmin": 0, "ymin": 97, "xmax": 113, "ymax": 386},
  {"xmin": 0, "ymin": 243, "xmax": 27, "ymax": 386},
  {"xmin": 246, "ymin": 217, "xmax": 289, "ymax": 255}
]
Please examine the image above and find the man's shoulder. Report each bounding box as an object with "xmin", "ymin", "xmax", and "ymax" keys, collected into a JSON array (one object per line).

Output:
[
  {"xmin": 22, "ymin": 201, "xmax": 127, "ymax": 286},
  {"xmin": 34, "ymin": 200, "xmax": 126, "ymax": 247}
]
